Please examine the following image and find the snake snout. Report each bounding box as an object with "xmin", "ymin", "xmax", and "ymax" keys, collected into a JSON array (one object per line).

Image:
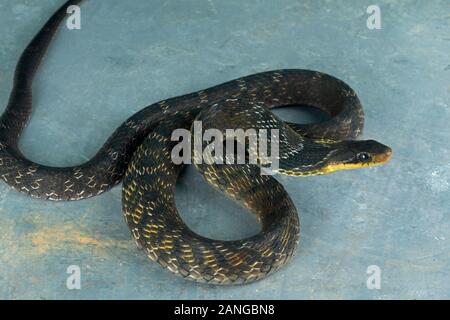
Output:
[{"xmin": 367, "ymin": 140, "xmax": 392, "ymax": 164}]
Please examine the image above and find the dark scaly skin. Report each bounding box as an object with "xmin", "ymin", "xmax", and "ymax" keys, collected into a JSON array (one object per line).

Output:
[
  {"xmin": 0, "ymin": 1, "xmax": 392, "ymax": 284},
  {"xmin": 122, "ymin": 112, "xmax": 300, "ymax": 284},
  {"xmin": 122, "ymin": 89, "xmax": 362, "ymax": 284}
]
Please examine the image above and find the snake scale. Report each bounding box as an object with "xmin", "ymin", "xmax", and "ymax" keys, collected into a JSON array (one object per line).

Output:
[{"xmin": 0, "ymin": 0, "xmax": 392, "ymax": 284}]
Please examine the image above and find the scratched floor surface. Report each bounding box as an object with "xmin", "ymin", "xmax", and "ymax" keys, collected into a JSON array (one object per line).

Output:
[{"xmin": 0, "ymin": 0, "xmax": 449, "ymax": 299}]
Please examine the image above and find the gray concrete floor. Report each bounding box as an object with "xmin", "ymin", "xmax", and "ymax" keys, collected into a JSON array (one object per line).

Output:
[{"xmin": 0, "ymin": 0, "xmax": 449, "ymax": 299}]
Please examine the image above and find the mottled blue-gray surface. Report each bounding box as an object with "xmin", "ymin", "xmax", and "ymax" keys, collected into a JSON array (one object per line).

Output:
[{"xmin": 0, "ymin": 0, "xmax": 449, "ymax": 299}]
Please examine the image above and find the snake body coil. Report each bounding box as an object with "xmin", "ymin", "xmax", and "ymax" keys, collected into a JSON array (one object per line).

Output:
[{"xmin": 0, "ymin": 0, "xmax": 392, "ymax": 284}]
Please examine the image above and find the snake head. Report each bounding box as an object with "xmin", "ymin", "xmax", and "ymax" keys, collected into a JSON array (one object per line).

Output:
[{"xmin": 322, "ymin": 140, "xmax": 392, "ymax": 173}]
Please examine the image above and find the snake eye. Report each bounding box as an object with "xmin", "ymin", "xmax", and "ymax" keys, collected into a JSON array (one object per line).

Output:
[{"xmin": 357, "ymin": 152, "xmax": 371, "ymax": 162}]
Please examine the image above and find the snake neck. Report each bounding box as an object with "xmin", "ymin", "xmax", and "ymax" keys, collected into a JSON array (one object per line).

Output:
[{"xmin": 276, "ymin": 139, "xmax": 339, "ymax": 176}]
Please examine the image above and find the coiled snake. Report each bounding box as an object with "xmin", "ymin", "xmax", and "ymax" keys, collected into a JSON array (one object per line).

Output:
[{"xmin": 0, "ymin": 0, "xmax": 392, "ymax": 284}]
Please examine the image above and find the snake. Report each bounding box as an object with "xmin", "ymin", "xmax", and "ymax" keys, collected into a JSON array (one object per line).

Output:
[{"xmin": 0, "ymin": 0, "xmax": 392, "ymax": 285}]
